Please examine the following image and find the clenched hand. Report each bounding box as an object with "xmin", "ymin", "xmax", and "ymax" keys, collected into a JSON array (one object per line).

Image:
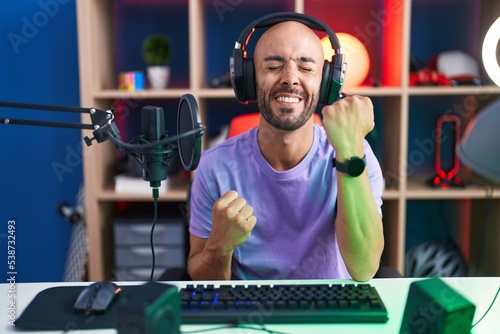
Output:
[{"xmin": 205, "ymin": 190, "xmax": 257, "ymax": 255}]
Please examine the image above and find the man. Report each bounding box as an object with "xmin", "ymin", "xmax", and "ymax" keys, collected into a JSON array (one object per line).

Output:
[{"xmin": 187, "ymin": 17, "xmax": 384, "ymax": 282}]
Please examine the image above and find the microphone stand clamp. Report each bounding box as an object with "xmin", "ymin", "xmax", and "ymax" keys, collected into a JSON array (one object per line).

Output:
[{"xmin": 83, "ymin": 108, "xmax": 121, "ymax": 147}]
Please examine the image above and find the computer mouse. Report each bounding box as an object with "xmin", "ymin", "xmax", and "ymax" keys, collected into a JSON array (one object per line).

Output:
[{"xmin": 74, "ymin": 281, "xmax": 121, "ymax": 315}]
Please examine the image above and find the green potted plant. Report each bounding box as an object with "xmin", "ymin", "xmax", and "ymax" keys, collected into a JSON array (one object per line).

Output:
[{"xmin": 142, "ymin": 34, "xmax": 171, "ymax": 89}]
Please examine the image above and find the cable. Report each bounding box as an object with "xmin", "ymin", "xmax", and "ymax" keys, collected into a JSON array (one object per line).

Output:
[
  {"xmin": 149, "ymin": 190, "xmax": 159, "ymax": 281},
  {"xmin": 471, "ymin": 285, "xmax": 500, "ymax": 329},
  {"xmin": 181, "ymin": 324, "xmax": 292, "ymax": 334},
  {"xmin": 180, "ymin": 325, "xmax": 233, "ymax": 334},
  {"xmin": 107, "ymin": 127, "xmax": 203, "ymax": 153},
  {"xmin": 237, "ymin": 324, "xmax": 292, "ymax": 334}
]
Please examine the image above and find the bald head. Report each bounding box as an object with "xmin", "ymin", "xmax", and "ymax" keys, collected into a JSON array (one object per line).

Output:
[{"xmin": 254, "ymin": 21, "xmax": 324, "ymax": 68}]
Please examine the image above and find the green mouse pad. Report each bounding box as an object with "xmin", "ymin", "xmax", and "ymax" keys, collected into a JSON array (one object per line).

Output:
[{"xmin": 15, "ymin": 285, "xmax": 141, "ymax": 331}]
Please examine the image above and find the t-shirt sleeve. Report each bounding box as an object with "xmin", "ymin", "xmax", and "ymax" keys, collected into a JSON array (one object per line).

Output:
[{"xmin": 188, "ymin": 161, "xmax": 217, "ymax": 239}]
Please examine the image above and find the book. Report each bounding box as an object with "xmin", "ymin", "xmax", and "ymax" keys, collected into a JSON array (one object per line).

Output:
[{"xmin": 114, "ymin": 174, "xmax": 168, "ymax": 194}]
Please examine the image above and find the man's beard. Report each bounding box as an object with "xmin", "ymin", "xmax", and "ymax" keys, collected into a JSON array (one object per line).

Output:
[{"xmin": 257, "ymin": 87, "xmax": 317, "ymax": 131}]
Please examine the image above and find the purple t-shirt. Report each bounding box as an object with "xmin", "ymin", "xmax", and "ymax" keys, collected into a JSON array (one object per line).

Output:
[{"xmin": 189, "ymin": 124, "xmax": 384, "ymax": 280}]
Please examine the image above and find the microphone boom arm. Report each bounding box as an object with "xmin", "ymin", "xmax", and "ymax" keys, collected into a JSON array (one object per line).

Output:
[{"xmin": 0, "ymin": 100, "xmax": 120, "ymax": 147}]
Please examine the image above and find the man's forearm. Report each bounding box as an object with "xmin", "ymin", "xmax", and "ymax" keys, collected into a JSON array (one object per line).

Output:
[
  {"xmin": 336, "ymin": 171, "xmax": 384, "ymax": 281},
  {"xmin": 187, "ymin": 248, "xmax": 233, "ymax": 280}
]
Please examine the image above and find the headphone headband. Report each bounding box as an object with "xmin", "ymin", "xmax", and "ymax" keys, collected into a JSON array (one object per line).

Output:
[{"xmin": 235, "ymin": 12, "xmax": 343, "ymax": 55}]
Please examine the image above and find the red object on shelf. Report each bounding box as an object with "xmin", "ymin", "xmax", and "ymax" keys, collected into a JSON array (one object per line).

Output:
[
  {"xmin": 409, "ymin": 68, "xmax": 451, "ymax": 86},
  {"xmin": 429, "ymin": 115, "xmax": 464, "ymax": 188}
]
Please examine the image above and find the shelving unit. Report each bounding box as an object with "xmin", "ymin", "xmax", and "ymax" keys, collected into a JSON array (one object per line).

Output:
[{"xmin": 76, "ymin": 0, "xmax": 500, "ymax": 281}]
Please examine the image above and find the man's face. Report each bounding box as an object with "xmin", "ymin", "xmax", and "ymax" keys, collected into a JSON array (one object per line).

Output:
[{"xmin": 253, "ymin": 21, "xmax": 324, "ymax": 131}]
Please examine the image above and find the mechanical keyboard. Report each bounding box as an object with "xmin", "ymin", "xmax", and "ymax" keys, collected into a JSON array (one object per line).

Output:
[{"xmin": 180, "ymin": 283, "xmax": 388, "ymax": 324}]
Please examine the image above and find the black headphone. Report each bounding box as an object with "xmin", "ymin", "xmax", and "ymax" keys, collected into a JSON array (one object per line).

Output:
[{"xmin": 230, "ymin": 12, "xmax": 346, "ymax": 106}]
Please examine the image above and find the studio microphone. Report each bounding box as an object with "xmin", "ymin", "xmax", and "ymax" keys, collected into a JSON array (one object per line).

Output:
[
  {"xmin": 140, "ymin": 105, "xmax": 171, "ymax": 188},
  {"xmin": 104, "ymin": 94, "xmax": 204, "ymax": 198}
]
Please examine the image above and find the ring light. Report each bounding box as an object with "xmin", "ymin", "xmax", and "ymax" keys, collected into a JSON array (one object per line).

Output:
[{"xmin": 482, "ymin": 16, "xmax": 500, "ymax": 86}]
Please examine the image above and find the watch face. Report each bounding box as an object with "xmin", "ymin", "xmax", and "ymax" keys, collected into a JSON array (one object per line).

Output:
[{"xmin": 347, "ymin": 157, "xmax": 366, "ymax": 176}]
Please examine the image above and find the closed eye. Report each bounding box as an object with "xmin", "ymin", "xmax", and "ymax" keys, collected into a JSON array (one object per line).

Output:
[
  {"xmin": 264, "ymin": 56, "xmax": 284, "ymax": 71},
  {"xmin": 267, "ymin": 65, "xmax": 283, "ymax": 71}
]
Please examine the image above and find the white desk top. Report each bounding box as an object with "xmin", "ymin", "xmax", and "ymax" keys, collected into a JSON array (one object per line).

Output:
[{"xmin": 1, "ymin": 277, "xmax": 499, "ymax": 333}]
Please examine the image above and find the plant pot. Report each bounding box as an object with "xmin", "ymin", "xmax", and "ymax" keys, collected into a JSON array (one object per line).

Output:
[{"xmin": 147, "ymin": 65, "xmax": 170, "ymax": 89}]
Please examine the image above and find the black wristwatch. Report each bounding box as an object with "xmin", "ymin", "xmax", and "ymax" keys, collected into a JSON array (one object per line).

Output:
[{"xmin": 333, "ymin": 155, "xmax": 366, "ymax": 177}]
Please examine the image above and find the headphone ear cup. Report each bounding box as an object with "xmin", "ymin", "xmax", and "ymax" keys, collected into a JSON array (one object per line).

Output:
[
  {"xmin": 319, "ymin": 60, "xmax": 333, "ymax": 107},
  {"xmin": 243, "ymin": 57, "xmax": 256, "ymax": 103},
  {"xmin": 230, "ymin": 56, "xmax": 255, "ymax": 104},
  {"xmin": 319, "ymin": 55, "xmax": 345, "ymax": 106},
  {"xmin": 230, "ymin": 54, "xmax": 246, "ymax": 103}
]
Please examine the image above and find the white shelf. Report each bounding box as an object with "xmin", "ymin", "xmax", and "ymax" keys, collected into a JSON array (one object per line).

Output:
[{"xmin": 407, "ymin": 85, "xmax": 500, "ymax": 96}]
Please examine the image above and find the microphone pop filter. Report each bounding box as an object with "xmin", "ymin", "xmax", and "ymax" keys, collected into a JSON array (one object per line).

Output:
[{"xmin": 177, "ymin": 94, "xmax": 203, "ymax": 171}]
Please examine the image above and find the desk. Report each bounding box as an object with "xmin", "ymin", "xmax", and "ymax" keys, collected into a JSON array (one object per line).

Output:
[{"xmin": 1, "ymin": 277, "xmax": 499, "ymax": 333}]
